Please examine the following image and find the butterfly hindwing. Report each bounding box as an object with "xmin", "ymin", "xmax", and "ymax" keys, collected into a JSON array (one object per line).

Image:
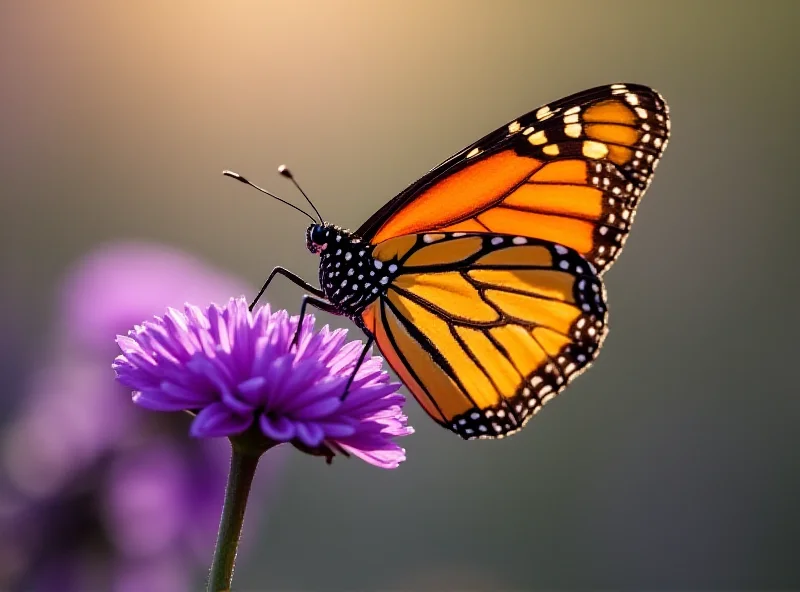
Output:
[
  {"xmin": 357, "ymin": 83, "xmax": 669, "ymax": 275},
  {"xmin": 359, "ymin": 232, "xmax": 608, "ymax": 439}
]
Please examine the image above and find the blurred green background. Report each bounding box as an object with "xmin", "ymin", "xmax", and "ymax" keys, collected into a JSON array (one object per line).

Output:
[{"xmin": 2, "ymin": 0, "xmax": 799, "ymax": 589}]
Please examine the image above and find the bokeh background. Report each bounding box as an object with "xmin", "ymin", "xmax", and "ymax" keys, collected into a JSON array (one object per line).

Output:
[{"xmin": 2, "ymin": 0, "xmax": 799, "ymax": 589}]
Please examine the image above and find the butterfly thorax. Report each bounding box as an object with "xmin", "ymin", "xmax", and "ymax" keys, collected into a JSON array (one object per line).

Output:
[{"xmin": 306, "ymin": 223, "xmax": 392, "ymax": 319}]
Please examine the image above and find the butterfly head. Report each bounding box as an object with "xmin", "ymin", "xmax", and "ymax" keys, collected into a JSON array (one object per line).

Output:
[
  {"xmin": 306, "ymin": 223, "xmax": 351, "ymax": 255},
  {"xmin": 306, "ymin": 223, "xmax": 332, "ymax": 254}
]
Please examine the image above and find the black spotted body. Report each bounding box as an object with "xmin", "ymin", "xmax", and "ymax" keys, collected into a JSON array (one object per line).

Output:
[{"xmin": 308, "ymin": 224, "xmax": 396, "ymax": 329}]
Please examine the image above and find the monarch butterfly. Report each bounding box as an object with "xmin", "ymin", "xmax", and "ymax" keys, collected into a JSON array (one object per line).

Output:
[{"xmin": 226, "ymin": 83, "xmax": 670, "ymax": 440}]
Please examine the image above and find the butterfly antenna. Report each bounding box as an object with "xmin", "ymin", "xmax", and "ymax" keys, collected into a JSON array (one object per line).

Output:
[
  {"xmin": 278, "ymin": 165, "xmax": 324, "ymax": 224},
  {"xmin": 222, "ymin": 170, "xmax": 317, "ymax": 224}
]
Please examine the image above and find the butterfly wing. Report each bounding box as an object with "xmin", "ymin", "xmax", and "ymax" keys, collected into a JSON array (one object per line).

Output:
[
  {"xmin": 357, "ymin": 83, "xmax": 669, "ymax": 275},
  {"xmin": 359, "ymin": 232, "xmax": 607, "ymax": 439}
]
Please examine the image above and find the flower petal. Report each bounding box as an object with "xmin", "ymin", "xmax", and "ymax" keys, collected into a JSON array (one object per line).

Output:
[
  {"xmin": 191, "ymin": 403, "xmax": 252, "ymax": 437},
  {"xmin": 159, "ymin": 381, "xmax": 215, "ymax": 408},
  {"xmin": 337, "ymin": 440, "xmax": 407, "ymax": 469},
  {"xmin": 259, "ymin": 414, "xmax": 296, "ymax": 442},
  {"xmin": 236, "ymin": 376, "xmax": 266, "ymax": 405},
  {"xmin": 294, "ymin": 422, "xmax": 325, "ymax": 448},
  {"xmin": 315, "ymin": 420, "xmax": 357, "ymax": 438},
  {"xmin": 290, "ymin": 396, "xmax": 341, "ymax": 420}
]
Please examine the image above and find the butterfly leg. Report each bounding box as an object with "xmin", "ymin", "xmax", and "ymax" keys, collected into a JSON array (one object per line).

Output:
[
  {"xmin": 292, "ymin": 295, "xmax": 375, "ymax": 399},
  {"xmin": 250, "ymin": 266, "xmax": 324, "ymax": 311},
  {"xmin": 291, "ymin": 294, "xmax": 342, "ymax": 348},
  {"xmin": 341, "ymin": 335, "xmax": 374, "ymax": 400}
]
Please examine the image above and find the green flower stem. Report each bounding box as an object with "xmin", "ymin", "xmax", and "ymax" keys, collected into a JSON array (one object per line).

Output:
[{"xmin": 206, "ymin": 442, "xmax": 263, "ymax": 592}]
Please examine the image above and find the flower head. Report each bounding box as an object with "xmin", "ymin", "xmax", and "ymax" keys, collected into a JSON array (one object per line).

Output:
[{"xmin": 113, "ymin": 297, "xmax": 413, "ymax": 469}]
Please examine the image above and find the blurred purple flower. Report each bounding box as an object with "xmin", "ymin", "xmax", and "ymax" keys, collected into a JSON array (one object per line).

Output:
[
  {"xmin": 0, "ymin": 242, "xmax": 282, "ymax": 591},
  {"xmin": 114, "ymin": 297, "xmax": 413, "ymax": 469}
]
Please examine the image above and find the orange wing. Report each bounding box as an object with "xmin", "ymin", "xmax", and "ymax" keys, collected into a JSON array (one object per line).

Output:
[
  {"xmin": 359, "ymin": 233, "xmax": 608, "ymax": 439},
  {"xmin": 356, "ymin": 83, "xmax": 669, "ymax": 275}
]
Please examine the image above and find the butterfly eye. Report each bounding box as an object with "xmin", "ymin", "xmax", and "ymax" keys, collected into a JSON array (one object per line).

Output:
[{"xmin": 306, "ymin": 224, "xmax": 327, "ymax": 253}]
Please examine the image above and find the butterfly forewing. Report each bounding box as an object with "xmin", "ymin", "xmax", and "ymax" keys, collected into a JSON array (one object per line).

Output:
[{"xmin": 357, "ymin": 83, "xmax": 669, "ymax": 275}]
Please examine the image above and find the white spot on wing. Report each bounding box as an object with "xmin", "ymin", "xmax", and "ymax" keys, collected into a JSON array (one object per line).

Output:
[
  {"xmin": 529, "ymin": 130, "xmax": 548, "ymax": 145},
  {"xmin": 536, "ymin": 105, "xmax": 552, "ymax": 120},
  {"xmin": 565, "ymin": 123, "xmax": 582, "ymax": 138}
]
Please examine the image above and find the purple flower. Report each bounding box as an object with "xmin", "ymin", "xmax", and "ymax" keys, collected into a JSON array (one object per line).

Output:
[{"xmin": 114, "ymin": 297, "xmax": 413, "ymax": 469}]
